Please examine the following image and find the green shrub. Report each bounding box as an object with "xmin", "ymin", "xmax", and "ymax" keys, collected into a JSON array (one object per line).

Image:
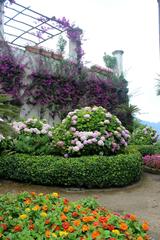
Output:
[
  {"xmin": 135, "ymin": 144, "xmax": 160, "ymax": 156},
  {"xmin": 11, "ymin": 118, "xmax": 53, "ymax": 155},
  {"xmin": 0, "ymin": 153, "xmax": 142, "ymax": 188},
  {"xmin": 130, "ymin": 125, "xmax": 158, "ymax": 145},
  {"xmin": 52, "ymin": 106, "xmax": 130, "ymax": 156}
]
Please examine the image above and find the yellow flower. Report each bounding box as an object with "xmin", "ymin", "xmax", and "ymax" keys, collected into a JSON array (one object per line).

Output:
[
  {"xmin": 32, "ymin": 205, "xmax": 40, "ymax": 211},
  {"xmin": 40, "ymin": 212, "xmax": 48, "ymax": 218},
  {"xmin": 19, "ymin": 214, "xmax": 27, "ymax": 219},
  {"xmin": 59, "ymin": 231, "xmax": 68, "ymax": 237},
  {"xmin": 25, "ymin": 208, "xmax": 31, "ymax": 212},
  {"xmin": 52, "ymin": 233, "xmax": 57, "ymax": 238},
  {"xmin": 52, "ymin": 192, "xmax": 59, "ymax": 198},
  {"xmin": 112, "ymin": 229, "xmax": 120, "ymax": 235},
  {"xmin": 38, "ymin": 193, "xmax": 44, "ymax": 196}
]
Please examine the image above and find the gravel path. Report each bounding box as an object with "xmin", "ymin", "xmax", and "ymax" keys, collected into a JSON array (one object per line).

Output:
[{"xmin": 0, "ymin": 173, "xmax": 160, "ymax": 239}]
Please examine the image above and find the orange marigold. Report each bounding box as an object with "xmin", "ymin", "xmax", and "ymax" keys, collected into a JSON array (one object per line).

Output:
[
  {"xmin": 137, "ymin": 237, "xmax": 143, "ymax": 240},
  {"xmin": 24, "ymin": 198, "xmax": 32, "ymax": 205},
  {"xmin": 63, "ymin": 207, "xmax": 69, "ymax": 213},
  {"xmin": 45, "ymin": 219, "xmax": 50, "ymax": 225},
  {"xmin": 73, "ymin": 219, "xmax": 81, "ymax": 226},
  {"xmin": 82, "ymin": 224, "xmax": 89, "ymax": 232},
  {"xmin": 142, "ymin": 222, "xmax": 149, "ymax": 231},
  {"xmin": 13, "ymin": 225, "xmax": 22, "ymax": 232},
  {"xmin": 29, "ymin": 224, "xmax": 34, "ymax": 230},
  {"xmin": 60, "ymin": 214, "xmax": 67, "ymax": 221},
  {"xmin": 92, "ymin": 231, "xmax": 100, "ymax": 239},
  {"xmin": 42, "ymin": 205, "xmax": 48, "ymax": 211},
  {"xmin": 68, "ymin": 226, "xmax": 74, "ymax": 233},
  {"xmin": 45, "ymin": 230, "xmax": 51, "ymax": 238},
  {"xmin": 120, "ymin": 222, "xmax": 128, "ymax": 231},
  {"xmin": 130, "ymin": 214, "xmax": 137, "ymax": 221}
]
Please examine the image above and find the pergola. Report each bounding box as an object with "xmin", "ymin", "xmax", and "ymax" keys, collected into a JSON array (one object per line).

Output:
[{"xmin": 3, "ymin": 1, "xmax": 72, "ymax": 49}]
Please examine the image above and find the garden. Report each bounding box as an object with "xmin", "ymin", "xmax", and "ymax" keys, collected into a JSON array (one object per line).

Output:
[{"xmin": 0, "ymin": 0, "xmax": 160, "ymax": 239}]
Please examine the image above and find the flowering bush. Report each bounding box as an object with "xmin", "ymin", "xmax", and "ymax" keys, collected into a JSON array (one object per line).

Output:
[
  {"xmin": 0, "ymin": 192, "xmax": 150, "ymax": 239},
  {"xmin": 130, "ymin": 126, "xmax": 158, "ymax": 145},
  {"xmin": 143, "ymin": 154, "xmax": 160, "ymax": 169},
  {"xmin": 52, "ymin": 106, "xmax": 130, "ymax": 156},
  {"xmin": 0, "ymin": 54, "xmax": 25, "ymax": 103},
  {"xmin": 11, "ymin": 118, "xmax": 53, "ymax": 155}
]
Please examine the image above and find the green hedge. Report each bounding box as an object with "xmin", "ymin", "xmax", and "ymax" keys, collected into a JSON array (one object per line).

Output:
[
  {"xmin": 135, "ymin": 145, "xmax": 160, "ymax": 156},
  {"xmin": 0, "ymin": 153, "xmax": 143, "ymax": 188}
]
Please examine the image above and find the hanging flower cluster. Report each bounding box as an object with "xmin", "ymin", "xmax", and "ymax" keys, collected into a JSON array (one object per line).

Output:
[{"xmin": 52, "ymin": 106, "xmax": 130, "ymax": 156}]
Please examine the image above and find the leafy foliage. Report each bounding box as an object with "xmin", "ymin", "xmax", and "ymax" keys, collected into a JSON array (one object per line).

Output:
[
  {"xmin": 0, "ymin": 152, "xmax": 142, "ymax": 188},
  {"xmin": 0, "ymin": 94, "xmax": 19, "ymax": 137},
  {"xmin": 103, "ymin": 53, "xmax": 117, "ymax": 69}
]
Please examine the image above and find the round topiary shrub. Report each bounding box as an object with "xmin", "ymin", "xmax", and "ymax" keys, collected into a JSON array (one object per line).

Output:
[
  {"xmin": 130, "ymin": 126, "xmax": 158, "ymax": 145},
  {"xmin": 52, "ymin": 106, "xmax": 130, "ymax": 156}
]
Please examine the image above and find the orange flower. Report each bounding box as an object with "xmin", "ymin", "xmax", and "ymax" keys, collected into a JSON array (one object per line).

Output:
[
  {"xmin": 130, "ymin": 214, "xmax": 137, "ymax": 221},
  {"xmin": 61, "ymin": 214, "xmax": 67, "ymax": 221},
  {"xmin": 68, "ymin": 226, "xmax": 74, "ymax": 233},
  {"xmin": 0, "ymin": 233, "xmax": 2, "ymax": 237},
  {"xmin": 0, "ymin": 216, "xmax": 3, "ymax": 221},
  {"xmin": 137, "ymin": 237, "xmax": 143, "ymax": 240},
  {"xmin": 32, "ymin": 205, "xmax": 40, "ymax": 211},
  {"xmin": 73, "ymin": 219, "xmax": 81, "ymax": 226},
  {"xmin": 142, "ymin": 222, "xmax": 149, "ymax": 231},
  {"xmin": 24, "ymin": 198, "xmax": 32, "ymax": 205},
  {"xmin": 72, "ymin": 211, "xmax": 79, "ymax": 217},
  {"xmin": 45, "ymin": 219, "xmax": 50, "ymax": 225},
  {"xmin": 0, "ymin": 224, "xmax": 7, "ymax": 231},
  {"xmin": 92, "ymin": 210, "xmax": 98, "ymax": 215},
  {"xmin": 42, "ymin": 205, "xmax": 48, "ymax": 211},
  {"xmin": 76, "ymin": 205, "xmax": 81, "ymax": 210},
  {"xmin": 13, "ymin": 225, "xmax": 22, "ymax": 232},
  {"xmin": 45, "ymin": 230, "xmax": 50, "ymax": 238},
  {"xmin": 120, "ymin": 222, "xmax": 128, "ymax": 231},
  {"xmin": 30, "ymin": 192, "xmax": 36, "ymax": 196},
  {"xmin": 92, "ymin": 231, "xmax": 100, "ymax": 239},
  {"xmin": 82, "ymin": 224, "xmax": 89, "ymax": 232},
  {"xmin": 63, "ymin": 207, "xmax": 69, "ymax": 213},
  {"xmin": 29, "ymin": 224, "xmax": 34, "ymax": 230},
  {"xmin": 82, "ymin": 216, "xmax": 94, "ymax": 223}
]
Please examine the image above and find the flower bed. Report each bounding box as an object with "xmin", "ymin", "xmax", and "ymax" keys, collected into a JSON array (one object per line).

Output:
[
  {"xmin": 143, "ymin": 154, "xmax": 160, "ymax": 174},
  {"xmin": 0, "ymin": 192, "xmax": 150, "ymax": 239},
  {"xmin": 0, "ymin": 152, "xmax": 142, "ymax": 188}
]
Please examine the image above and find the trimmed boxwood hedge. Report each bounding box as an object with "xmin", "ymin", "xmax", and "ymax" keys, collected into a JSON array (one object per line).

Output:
[{"xmin": 0, "ymin": 153, "xmax": 142, "ymax": 188}]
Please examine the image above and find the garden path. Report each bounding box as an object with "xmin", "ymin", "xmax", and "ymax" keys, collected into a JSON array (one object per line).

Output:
[{"xmin": 0, "ymin": 173, "xmax": 159, "ymax": 239}]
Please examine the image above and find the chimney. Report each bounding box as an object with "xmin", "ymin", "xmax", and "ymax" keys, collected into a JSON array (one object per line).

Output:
[{"xmin": 112, "ymin": 50, "xmax": 124, "ymax": 76}]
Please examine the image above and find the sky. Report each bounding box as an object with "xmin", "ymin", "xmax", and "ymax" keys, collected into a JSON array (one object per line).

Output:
[{"xmin": 6, "ymin": 0, "xmax": 160, "ymax": 122}]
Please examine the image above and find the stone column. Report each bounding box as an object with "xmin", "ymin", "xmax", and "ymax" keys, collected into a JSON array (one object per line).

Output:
[
  {"xmin": 112, "ymin": 50, "xmax": 124, "ymax": 76},
  {"xmin": 0, "ymin": 0, "xmax": 5, "ymax": 40},
  {"xmin": 68, "ymin": 27, "xmax": 82, "ymax": 63}
]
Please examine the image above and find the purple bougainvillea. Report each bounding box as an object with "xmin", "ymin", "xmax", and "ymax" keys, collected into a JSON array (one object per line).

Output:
[{"xmin": 0, "ymin": 54, "xmax": 25, "ymax": 103}]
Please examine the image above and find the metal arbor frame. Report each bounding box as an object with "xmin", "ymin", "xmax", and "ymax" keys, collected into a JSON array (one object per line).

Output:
[{"xmin": 3, "ymin": 1, "xmax": 73, "ymax": 49}]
